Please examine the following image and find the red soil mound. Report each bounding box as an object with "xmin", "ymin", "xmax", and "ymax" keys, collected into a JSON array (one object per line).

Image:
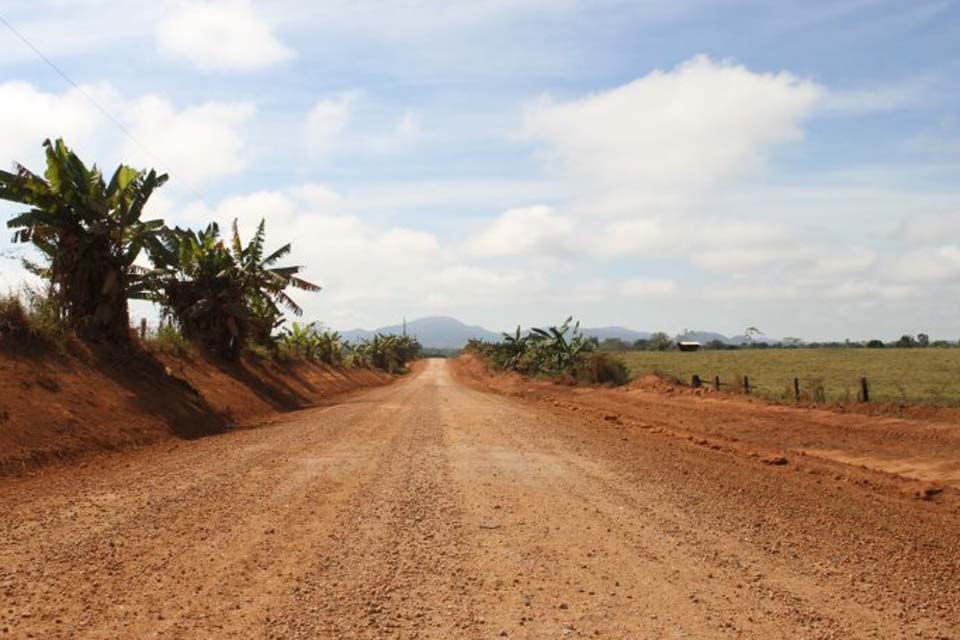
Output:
[{"xmin": 0, "ymin": 342, "xmax": 391, "ymax": 475}]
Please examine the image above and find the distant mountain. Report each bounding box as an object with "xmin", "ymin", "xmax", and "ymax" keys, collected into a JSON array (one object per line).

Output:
[
  {"xmin": 338, "ymin": 317, "xmax": 775, "ymax": 350},
  {"xmin": 581, "ymin": 326, "xmax": 651, "ymax": 343},
  {"xmin": 339, "ymin": 316, "xmax": 501, "ymax": 349},
  {"xmin": 676, "ymin": 330, "xmax": 730, "ymax": 344}
]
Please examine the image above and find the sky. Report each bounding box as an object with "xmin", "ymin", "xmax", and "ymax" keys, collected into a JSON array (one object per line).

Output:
[{"xmin": 0, "ymin": 0, "xmax": 958, "ymax": 340}]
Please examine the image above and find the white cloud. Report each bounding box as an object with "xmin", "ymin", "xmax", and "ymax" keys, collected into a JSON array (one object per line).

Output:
[
  {"xmin": 0, "ymin": 81, "xmax": 107, "ymax": 166},
  {"xmin": 523, "ymin": 55, "xmax": 823, "ymax": 191},
  {"xmin": 304, "ymin": 94, "xmax": 355, "ymax": 155},
  {"xmin": 466, "ymin": 205, "xmax": 575, "ymax": 257},
  {"xmin": 620, "ymin": 278, "xmax": 677, "ymax": 298},
  {"xmin": 821, "ymin": 280, "xmax": 914, "ymax": 301},
  {"xmin": 888, "ymin": 246, "xmax": 960, "ymax": 283},
  {"xmin": 592, "ymin": 216, "xmax": 790, "ymax": 266},
  {"xmin": 126, "ymin": 96, "xmax": 256, "ymax": 185},
  {"xmin": 157, "ymin": 0, "xmax": 294, "ymax": 73},
  {"xmin": 0, "ymin": 81, "xmax": 255, "ymax": 189},
  {"xmin": 363, "ymin": 110, "xmax": 425, "ymax": 154},
  {"xmin": 898, "ymin": 211, "xmax": 960, "ymax": 245},
  {"xmin": 288, "ymin": 183, "xmax": 344, "ymax": 211},
  {"xmin": 560, "ymin": 277, "xmax": 677, "ymax": 303},
  {"xmin": 803, "ymin": 247, "xmax": 876, "ymax": 277},
  {"xmin": 704, "ymin": 283, "xmax": 799, "ymax": 302}
]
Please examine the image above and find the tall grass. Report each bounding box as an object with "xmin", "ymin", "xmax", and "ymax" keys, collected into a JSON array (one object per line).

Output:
[{"xmin": 0, "ymin": 285, "xmax": 70, "ymax": 348}]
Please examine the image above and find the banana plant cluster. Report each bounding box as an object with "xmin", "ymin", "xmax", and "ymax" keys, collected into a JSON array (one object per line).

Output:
[
  {"xmin": 1, "ymin": 139, "xmax": 319, "ymax": 358},
  {"xmin": 467, "ymin": 317, "xmax": 596, "ymax": 377},
  {"xmin": 344, "ymin": 333, "xmax": 421, "ymax": 373},
  {"xmin": 279, "ymin": 322, "xmax": 343, "ymax": 365},
  {"xmin": 146, "ymin": 219, "xmax": 320, "ymax": 359}
]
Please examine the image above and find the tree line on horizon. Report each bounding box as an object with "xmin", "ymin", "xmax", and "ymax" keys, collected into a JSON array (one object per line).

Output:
[{"xmin": 594, "ymin": 332, "xmax": 957, "ymax": 352}]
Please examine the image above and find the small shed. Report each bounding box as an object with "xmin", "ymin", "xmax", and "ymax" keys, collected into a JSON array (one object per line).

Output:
[{"xmin": 677, "ymin": 341, "xmax": 702, "ymax": 352}]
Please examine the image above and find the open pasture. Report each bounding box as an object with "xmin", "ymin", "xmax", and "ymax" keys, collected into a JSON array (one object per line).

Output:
[{"xmin": 620, "ymin": 348, "xmax": 960, "ymax": 405}]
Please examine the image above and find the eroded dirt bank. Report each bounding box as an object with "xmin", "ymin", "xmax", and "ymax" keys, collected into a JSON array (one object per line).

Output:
[
  {"xmin": 0, "ymin": 345, "xmax": 391, "ymax": 475},
  {"xmin": 1, "ymin": 359, "xmax": 958, "ymax": 638}
]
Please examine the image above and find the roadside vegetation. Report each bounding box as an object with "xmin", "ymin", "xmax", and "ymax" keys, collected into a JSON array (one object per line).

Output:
[
  {"xmin": 0, "ymin": 138, "xmax": 417, "ymax": 374},
  {"xmin": 466, "ymin": 317, "xmax": 630, "ymax": 385},
  {"xmin": 276, "ymin": 322, "xmax": 421, "ymax": 373}
]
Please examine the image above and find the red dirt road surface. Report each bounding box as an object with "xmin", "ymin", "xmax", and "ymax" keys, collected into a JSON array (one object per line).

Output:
[{"xmin": 2, "ymin": 359, "xmax": 959, "ymax": 638}]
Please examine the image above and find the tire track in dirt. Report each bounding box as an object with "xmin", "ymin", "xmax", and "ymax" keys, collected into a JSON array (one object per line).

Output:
[
  {"xmin": 265, "ymin": 365, "xmax": 481, "ymax": 639},
  {"xmin": 0, "ymin": 387, "xmax": 416, "ymax": 638}
]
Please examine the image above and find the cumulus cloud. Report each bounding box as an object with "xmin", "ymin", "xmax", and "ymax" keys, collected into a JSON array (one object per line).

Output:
[
  {"xmin": 0, "ymin": 81, "xmax": 108, "ymax": 165},
  {"xmin": 523, "ymin": 55, "xmax": 823, "ymax": 191},
  {"xmin": 304, "ymin": 94, "xmax": 355, "ymax": 156},
  {"xmin": 157, "ymin": 0, "xmax": 295, "ymax": 73},
  {"xmin": 126, "ymin": 97, "xmax": 256, "ymax": 185},
  {"xmin": 466, "ymin": 205, "xmax": 575, "ymax": 257},
  {"xmin": 0, "ymin": 81, "xmax": 255, "ymax": 188}
]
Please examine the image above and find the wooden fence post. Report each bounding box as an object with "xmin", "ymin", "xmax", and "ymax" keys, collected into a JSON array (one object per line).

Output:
[
  {"xmin": 714, "ymin": 375, "xmax": 720, "ymax": 392},
  {"xmin": 691, "ymin": 374, "xmax": 702, "ymax": 388},
  {"xmin": 743, "ymin": 375, "xmax": 750, "ymax": 395},
  {"xmin": 860, "ymin": 377, "xmax": 869, "ymax": 403},
  {"xmin": 794, "ymin": 377, "xmax": 801, "ymax": 402}
]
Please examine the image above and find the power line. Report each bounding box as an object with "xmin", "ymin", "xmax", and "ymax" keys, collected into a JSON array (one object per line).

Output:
[{"xmin": 0, "ymin": 13, "xmax": 209, "ymax": 204}]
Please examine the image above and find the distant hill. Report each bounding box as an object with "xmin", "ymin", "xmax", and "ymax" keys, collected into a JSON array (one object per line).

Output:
[
  {"xmin": 340, "ymin": 317, "xmax": 501, "ymax": 350},
  {"xmin": 676, "ymin": 330, "xmax": 730, "ymax": 344},
  {"xmin": 678, "ymin": 330, "xmax": 777, "ymax": 345},
  {"xmin": 338, "ymin": 318, "xmax": 774, "ymax": 350}
]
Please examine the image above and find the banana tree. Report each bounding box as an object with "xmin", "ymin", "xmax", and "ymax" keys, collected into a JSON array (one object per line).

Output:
[
  {"xmin": 280, "ymin": 321, "xmax": 321, "ymax": 359},
  {"xmin": 499, "ymin": 325, "xmax": 529, "ymax": 369},
  {"xmin": 315, "ymin": 328, "xmax": 343, "ymax": 365},
  {"xmin": 1, "ymin": 138, "xmax": 167, "ymax": 342},
  {"xmin": 148, "ymin": 219, "xmax": 320, "ymax": 358},
  {"xmin": 146, "ymin": 222, "xmax": 241, "ymax": 356},
  {"xmin": 229, "ymin": 219, "xmax": 320, "ymax": 319},
  {"xmin": 530, "ymin": 317, "xmax": 592, "ymax": 374}
]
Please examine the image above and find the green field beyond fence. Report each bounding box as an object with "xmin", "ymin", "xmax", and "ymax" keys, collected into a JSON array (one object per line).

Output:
[{"xmin": 620, "ymin": 348, "xmax": 960, "ymax": 406}]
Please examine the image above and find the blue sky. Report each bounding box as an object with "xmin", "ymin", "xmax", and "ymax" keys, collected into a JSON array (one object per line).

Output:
[{"xmin": 1, "ymin": 0, "xmax": 958, "ymax": 339}]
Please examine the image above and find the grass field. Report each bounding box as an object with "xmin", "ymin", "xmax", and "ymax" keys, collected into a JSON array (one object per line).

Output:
[{"xmin": 619, "ymin": 348, "xmax": 960, "ymax": 406}]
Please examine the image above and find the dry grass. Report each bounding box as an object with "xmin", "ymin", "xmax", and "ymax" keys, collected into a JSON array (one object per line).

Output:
[{"xmin": 620, "ymin": 348, "xmax": 960, "ymax": 406}]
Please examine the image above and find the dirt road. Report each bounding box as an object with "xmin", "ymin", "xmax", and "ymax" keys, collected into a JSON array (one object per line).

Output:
[{"xmin": 2, "ymin": 359, "xmax": 958, "ymax": 639}]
